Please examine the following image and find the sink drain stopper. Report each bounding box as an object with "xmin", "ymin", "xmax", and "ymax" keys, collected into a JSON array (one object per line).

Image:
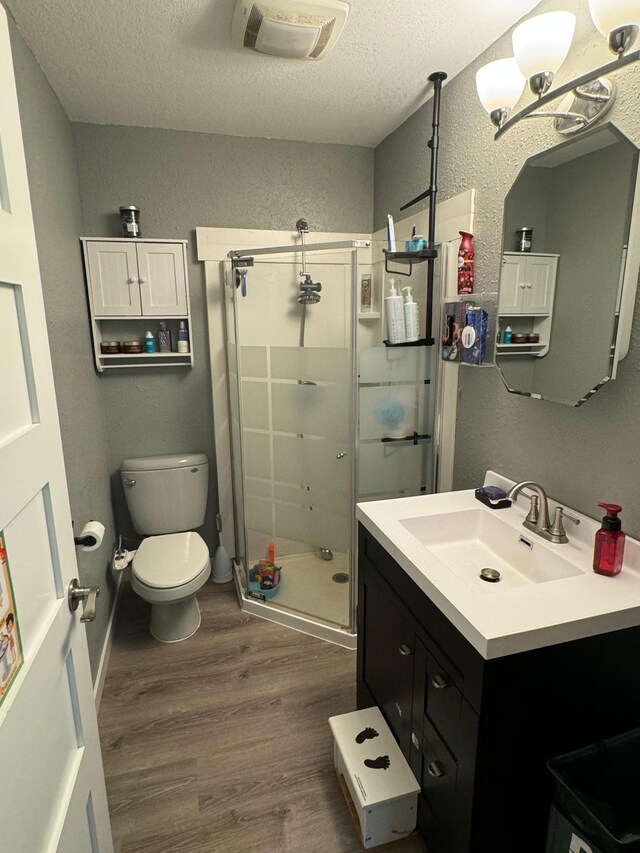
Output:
[
  {"xmin": 332, "ymin": 572, "xmax": 349, "ymax": 584},
  {"xmin": 479, "ymin": 567, "xmax": 501, "ymax": 583}
]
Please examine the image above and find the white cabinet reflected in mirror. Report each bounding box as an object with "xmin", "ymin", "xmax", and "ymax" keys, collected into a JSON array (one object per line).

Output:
[{"xmin": 496, "ymin": 124, "xmax": 640, "ymax": 406}]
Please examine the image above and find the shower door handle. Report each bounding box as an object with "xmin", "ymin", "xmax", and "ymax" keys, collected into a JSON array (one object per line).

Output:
[{"xmin": 336, "ymin": 452, "xmax": 346, "ymax": 460}]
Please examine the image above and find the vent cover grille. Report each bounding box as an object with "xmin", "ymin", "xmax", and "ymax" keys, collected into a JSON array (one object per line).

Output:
[{"xmin": 309, "ymin": 17, "xmax": 336, "ymax": 58}]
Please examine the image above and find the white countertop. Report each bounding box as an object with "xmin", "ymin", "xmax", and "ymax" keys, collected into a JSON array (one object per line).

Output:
[{"xmin": 356, "ymin": 472, "xmax": 640, "ymax": 659}]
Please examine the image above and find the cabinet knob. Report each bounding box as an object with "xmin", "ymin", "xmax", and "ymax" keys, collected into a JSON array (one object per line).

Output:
[
  {"xmin": 139, "ymin": 276, "xmax": 147, "ymax": 283},
  {"xmin": 526, "ymin": 283, "xmax": 532, "ymax": 288},
  {"xmin": 398, "ymin": 644, "xmax": 412, "ymax": 657},
  {"xmin": 431, "ymin": 673, "xmax": 450, "ymax": 690},
  {"xmin": 411, "ymin": 732, "xmax": 420, "ymax": 750},
  {"xmin": 519, "ymin": 282, "xmax": 525, "ymax": 288},
  {"xmin": 427, "ymin": 760, "xmax": 446, "ymax": 778},
  {"xmin": 128, "ymin": 277, "xmax": 138, "ymax": 284}
]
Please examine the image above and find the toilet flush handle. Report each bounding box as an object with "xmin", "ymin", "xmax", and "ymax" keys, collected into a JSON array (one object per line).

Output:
[{"xmin": 123, "ymin": 478, "xmax": 136, "ymax": 487}]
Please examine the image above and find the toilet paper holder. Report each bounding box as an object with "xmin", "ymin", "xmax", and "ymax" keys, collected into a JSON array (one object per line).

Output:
[{"xmin": 74, "ymin": 520, "xmax": 105, "ymax": 551}]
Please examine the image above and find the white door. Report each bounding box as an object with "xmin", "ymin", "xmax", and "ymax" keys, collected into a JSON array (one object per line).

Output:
[
  {"xmin": 499, "ymin": 253, "xmax": 525, "ymax": 314},
  {"xmin": 0, "ymin": 11, "xmax": 113, "ymax": 853},
  {"xmin": 525, "ymin": 255, "xmax": 557, "ymax": 314},
  {"xmin": 136, "ymin": 242, "xmax": 187, "ymax": 316},
  {"xmin": 86, "ymin": 240, "xmax": 141, "ymax": 316}
]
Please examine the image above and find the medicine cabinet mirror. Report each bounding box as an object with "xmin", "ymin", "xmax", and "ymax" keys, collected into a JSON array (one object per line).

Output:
[{"xmin": 496, "ymin": 124, "xmax": 640, "ymax": 406}]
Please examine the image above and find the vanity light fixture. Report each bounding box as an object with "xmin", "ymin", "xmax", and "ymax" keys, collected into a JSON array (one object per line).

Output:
[{"xmin": 476, "ymin": 0, "xmax": 640, "ymax": 139}]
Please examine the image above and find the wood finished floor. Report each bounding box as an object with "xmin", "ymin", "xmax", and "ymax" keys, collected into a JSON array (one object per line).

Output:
[{"xmin": 99, "ymin": 581, "xmax": 426, "ymax": 853}]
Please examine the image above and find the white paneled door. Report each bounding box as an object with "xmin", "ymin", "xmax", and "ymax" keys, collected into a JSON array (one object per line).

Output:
[{"xmin": 0, "ymin": 9, "xmax": 113, "ymax": 853}]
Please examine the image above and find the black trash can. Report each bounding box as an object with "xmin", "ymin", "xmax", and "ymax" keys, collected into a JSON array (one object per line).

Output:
[{"xmin": 546, "ymin": 728, "xmax": 640, "ymax": 853}]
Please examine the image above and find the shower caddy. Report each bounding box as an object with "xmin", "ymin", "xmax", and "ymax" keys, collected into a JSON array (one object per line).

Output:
[{"xmin": 382, "ymin": 70, "xmax": 447, "ymax": 349}]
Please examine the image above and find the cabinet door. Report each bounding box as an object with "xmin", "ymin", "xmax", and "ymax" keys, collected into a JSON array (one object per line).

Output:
[
  {"xmin": 136, "ymin": 243, "xmax": 187, "ymax": 316},
  {"xmin": 498, "ymin": 255, "xmax": 525, "ymax": 314},
  {"xmin": 360, "ymin": 560, "xmax": 415, "ymax": 758},
  {"xmin": 86, "ymin": 241, "xmax": 141, "ymax": 316},
  {"xmin": 523, "ymin": 255, "xmax": 557, "ymax": 314}
]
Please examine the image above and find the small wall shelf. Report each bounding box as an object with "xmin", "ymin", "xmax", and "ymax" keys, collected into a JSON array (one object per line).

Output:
[
  {"xmin": 81, "ymin": 238, "xmax": 194, "ymax": 373},
  {"xmin": 358, "ymin": 312, "xmax": 381, "ymax": 321}
]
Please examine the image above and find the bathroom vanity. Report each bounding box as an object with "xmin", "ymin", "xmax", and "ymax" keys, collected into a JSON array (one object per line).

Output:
[{"xmin": 356, "ymin": 476, "xmax": 640, "ymax": 852}]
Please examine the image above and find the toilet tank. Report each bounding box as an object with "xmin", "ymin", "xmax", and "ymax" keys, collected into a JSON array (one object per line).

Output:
[{"xmin": 120, "ymin": 453, "xmax": 208, "ymax": 535}]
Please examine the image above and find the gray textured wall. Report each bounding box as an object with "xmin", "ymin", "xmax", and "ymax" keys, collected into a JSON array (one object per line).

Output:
[
  {"xmin": 8, "ymin": 17, "xmax": 117, "ymax": 680},
  {"xmin": 375, "ymin": 0, "xmax": 640, "ymax": 538},
  {"xmin": 72, "ymin": 122, "xmax": 374, "ymax": 548}
]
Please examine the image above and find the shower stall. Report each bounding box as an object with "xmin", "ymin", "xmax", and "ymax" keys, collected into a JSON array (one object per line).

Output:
[{"xmin": 222, "ymin": 233, "xmax": 437, "ymax": 646}]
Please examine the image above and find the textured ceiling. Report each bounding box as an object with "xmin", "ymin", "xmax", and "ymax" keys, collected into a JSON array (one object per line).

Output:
[{"xmin": 7, "ymin": 0, "xmax": 541, "ymax": 147}]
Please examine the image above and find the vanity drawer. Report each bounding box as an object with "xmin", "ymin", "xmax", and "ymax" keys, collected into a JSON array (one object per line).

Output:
[
  {"xmin": 414, "ymin": 638, "xmax": 464, "ymax": 757},
  {"xmin": 421, "ymin": 720, "xmax": 458, "ymax": 835}
]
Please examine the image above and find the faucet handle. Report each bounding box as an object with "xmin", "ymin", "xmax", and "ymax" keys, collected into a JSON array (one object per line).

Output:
[
  {"xmin": 550, "ymin": 506, "xmax": 580, "ymax": 543},
  {"xmin": 525, "ymin": 494, "xmax": 539, "ymax": 525}
]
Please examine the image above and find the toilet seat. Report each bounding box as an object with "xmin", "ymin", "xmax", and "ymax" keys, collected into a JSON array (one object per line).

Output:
[{"xmin": 132, "ymin": 531, "xmax": 209, "ymax": 589}]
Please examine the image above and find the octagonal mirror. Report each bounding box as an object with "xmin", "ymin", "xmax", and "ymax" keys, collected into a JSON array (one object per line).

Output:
[{"xmin": 496, "ymin": 124, "xmax": 640, "ymax": 406}]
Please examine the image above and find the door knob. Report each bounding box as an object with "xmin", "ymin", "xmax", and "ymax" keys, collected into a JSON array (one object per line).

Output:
[{"xmin": 68, "ymin": 579, "xmax": 100, "ymax": 623}]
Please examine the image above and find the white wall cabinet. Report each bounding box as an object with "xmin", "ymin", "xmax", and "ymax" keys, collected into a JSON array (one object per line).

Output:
[
  {"xmin": 499, "ymin": 253, "xmax": 558, "ymax": 315},
  {"xmin": 81, "ymin": 238, "xmax": 193, "ymax": 371},
  {"xmin": 498, "ymin": 253, "xmax": 559, "ymax": 358}
]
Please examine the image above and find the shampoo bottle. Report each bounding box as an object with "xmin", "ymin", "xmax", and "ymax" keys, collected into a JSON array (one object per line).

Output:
[
  {"xmin": 177, "ymin": 321, "xmax": 190, "ymax": 353},
  {"xmin": 402, "ymin": 285, "xmax": 419, "ymax": 342},
  {"xmin": 385, "ymin": 280, "xmax": 406, "ymax": 344},
  {"xmin": 145, "ymin": 331, "xmax": 156, "ymax": 353},
  {"xmin": 593, "ymin": 503, "xmax": 626, "ymax": 577}
]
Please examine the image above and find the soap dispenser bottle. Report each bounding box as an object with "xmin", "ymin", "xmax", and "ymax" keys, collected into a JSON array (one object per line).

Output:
[
  {"xmin": 402, "ymin": 285, "xmax": 420, "ymax": 342},
  {"xmin": 385, "ymin": 279, "xmax": 406, "ymax": 344},
  {"xmin": 593, "ymin": 503, "xmax": 626, "ymax": 577}
]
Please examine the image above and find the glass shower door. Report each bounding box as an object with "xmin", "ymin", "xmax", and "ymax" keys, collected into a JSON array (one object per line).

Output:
[{"xmin": 227, "ymin": 251, "xmax": 355, "ymax": 630}]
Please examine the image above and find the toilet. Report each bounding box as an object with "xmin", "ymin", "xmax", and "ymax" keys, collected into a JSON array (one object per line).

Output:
[{"xmin": 120, "ymin": 452, "xmax": 211, "ymax": 643}]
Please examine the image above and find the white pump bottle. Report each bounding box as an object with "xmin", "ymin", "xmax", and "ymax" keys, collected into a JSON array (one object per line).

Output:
[
  {"xmin": 385, "ymin": 279, "xmax": 406, "ymax": 344},
  {"xmin": 402, "ymin": 285, "xmax": 419, "ymax": 342}
]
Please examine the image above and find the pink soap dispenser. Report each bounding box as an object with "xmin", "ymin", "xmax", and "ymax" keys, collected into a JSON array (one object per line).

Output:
[{"xmin": 593, "ymin": 503, "xmax": 626, "ymax": 577}]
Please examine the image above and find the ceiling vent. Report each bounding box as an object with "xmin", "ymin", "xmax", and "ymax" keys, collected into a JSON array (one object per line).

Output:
[{"xmin": 231, "ymin": 0, "xmax": 350, "ymax": 60}]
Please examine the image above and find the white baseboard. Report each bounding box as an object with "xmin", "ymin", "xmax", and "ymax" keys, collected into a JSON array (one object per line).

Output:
[{"xmin": 93, "ymin": 571, "xmax": 124, "ymax": 710}]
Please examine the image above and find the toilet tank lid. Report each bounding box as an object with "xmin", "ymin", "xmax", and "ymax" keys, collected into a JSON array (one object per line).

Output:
[{"xmin": 121, "ymin": 452, "xmax": 208, "ymax": 472}]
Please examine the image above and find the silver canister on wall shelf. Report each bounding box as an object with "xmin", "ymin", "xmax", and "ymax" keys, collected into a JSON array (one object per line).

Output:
[
  {"xmin": 515, "ymin": 227, "xmax": 533, "ymax": 252},
  {"xmin": 119, "ymin": 205, "xmax": 141, "ymax": 238}
]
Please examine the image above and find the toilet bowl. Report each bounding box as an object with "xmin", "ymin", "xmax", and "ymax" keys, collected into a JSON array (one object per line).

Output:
[
  {"xmin": 120, "ymin": 452, "xmax": 211, "ymax": 642},
  {"xmin": 131, "ymin": 531, "xmax": 211, "ymax": 642}
]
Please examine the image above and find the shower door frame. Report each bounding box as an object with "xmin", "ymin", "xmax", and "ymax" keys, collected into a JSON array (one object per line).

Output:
[{"xmin": 226, "ymin": 240, "xmax": 368, "ymax": 637}]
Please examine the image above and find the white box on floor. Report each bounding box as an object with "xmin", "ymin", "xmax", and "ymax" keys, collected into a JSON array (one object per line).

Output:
[{"xmin": 328, "ymin": 706, "xmax": 420, "ymax": 849}]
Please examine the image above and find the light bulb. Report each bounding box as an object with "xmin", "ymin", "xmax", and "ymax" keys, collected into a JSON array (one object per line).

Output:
[
  {"xmin": 589, "ymin": 0, "xmax": 640, "ymax": 53},
  {"xmin": 513, "ymin": 11, "xmax": 576, "ymax": 95},
  {"xmin": 476, "ymin": 59, "xmax": 526, "ymax": 126}
]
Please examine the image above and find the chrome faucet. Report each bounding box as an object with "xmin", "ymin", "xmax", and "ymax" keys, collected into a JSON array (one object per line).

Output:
[{"xmin": 506, "ymin": 481, "xmax": 580, "ymax": 544}]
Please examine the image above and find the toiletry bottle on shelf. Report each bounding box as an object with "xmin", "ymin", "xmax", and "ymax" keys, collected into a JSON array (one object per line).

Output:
[
  {"xmin": 145, "ymin": 331, "xmax": 156, "ymax": 353},
  {"xmin": 177, "ymin": 321, "xmax": 190, "ymax": 353},
  {"xmin": 402, "ymin": 285, "xmax": 419, "ymax": 342},
  {"xmin": 385, "ymin": 279, "xmax": 406, "ymax": 344},
  {"xmin": 387, "ymin": 214, "xmax": 397, "ymax": 252},
  {"xmin": 157, "ymin": 321, "xmax": 172, "ymax": 353},
  {"xmin": 503, "ymin": 325, "xmax": 512, "ymax": 344},
  {"xmin": 593, "ymin": 503, "xmax": 626, "ymax": 577}
]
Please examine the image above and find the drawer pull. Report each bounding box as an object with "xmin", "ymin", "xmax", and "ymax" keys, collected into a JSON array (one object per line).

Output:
[
  {"xmin": 398, "ymin": 644, "xmax": 412, "ymax": 657},
  {"xmin": 427, "ymin": 760, "xmax": 446, "ymax": 778},
  {"xmin": 411, "ymin": 732, "xmax": 420, "ymax": 750},
  {"xmin": 431, "ymin": 673, "xmax": 450, "ymax": 690}
]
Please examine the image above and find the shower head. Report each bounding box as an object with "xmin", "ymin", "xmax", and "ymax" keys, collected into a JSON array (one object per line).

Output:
[
  {"xmin": 298, "ymin": 291, "xmax": 321, "ymax": 304},
  {"xmin": 298, "ymin": 275, "xmax": 322, "ymax": 304}
]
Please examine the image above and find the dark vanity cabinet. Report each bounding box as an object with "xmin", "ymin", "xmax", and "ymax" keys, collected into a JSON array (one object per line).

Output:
[{"xmin": 357, "ymin": 524, "xmax": 640, "ymax": 853}]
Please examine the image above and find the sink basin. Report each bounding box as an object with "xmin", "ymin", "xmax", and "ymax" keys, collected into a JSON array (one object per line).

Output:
[{"xmin": 400, "ymin": 509, "xmax": 584, "ymax": 592}]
